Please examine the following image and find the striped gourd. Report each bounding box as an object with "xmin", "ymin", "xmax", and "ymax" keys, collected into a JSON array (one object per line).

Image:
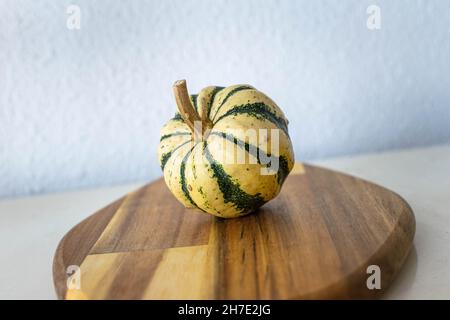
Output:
[{"xmin": 158, "ymin": 80, "xmax": 294, "ymax": 218}]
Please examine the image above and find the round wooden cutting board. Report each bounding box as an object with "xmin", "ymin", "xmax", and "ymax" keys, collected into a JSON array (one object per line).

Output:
[{"xmin": 53, "ymin": 163, "xmax": 415, "ymax": 299}]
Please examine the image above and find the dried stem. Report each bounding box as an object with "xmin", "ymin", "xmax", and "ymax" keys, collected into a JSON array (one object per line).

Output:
[{"xmin": 172, "ymin": 80, "xmax": 203, "ymax": 134}]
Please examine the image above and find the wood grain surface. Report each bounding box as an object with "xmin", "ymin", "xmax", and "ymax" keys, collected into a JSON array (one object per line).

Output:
[{"xmin": 53, "ymin": 163, "xmax": 415, "ymax": 299}]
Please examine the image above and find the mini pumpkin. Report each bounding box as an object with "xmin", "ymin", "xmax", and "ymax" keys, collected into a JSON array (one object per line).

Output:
[{"xmin": 158, "ymin": 80, "xmax": 294, "ymax": 218}]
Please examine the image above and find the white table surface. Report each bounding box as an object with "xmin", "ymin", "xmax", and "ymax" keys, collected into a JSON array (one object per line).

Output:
[{"xmin": 1, "ymin": 144, "xmax": 449, "ymax": 300}]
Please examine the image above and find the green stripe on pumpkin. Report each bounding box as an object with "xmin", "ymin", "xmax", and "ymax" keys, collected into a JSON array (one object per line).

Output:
[
  {"xmin": 207, "ymin": 87, "xmax": 225, "ymax": 118},
  {"xmin": 277, "ymin": 155, "xmax": 290, "ymax": 185},
  {"xmin": 180, "ymin": 145, "xmax": 197, "ymax": 207},
  {"xmin": 160, "ymin": 131, "xmax": 191, "ymax": 142},
  {"xmin": 203, "ymin": 142, "xmax": 265, "ymax": 214},
  {"xmin": 210, "ymin": 131, "xmax": 290, "ymax": 185},
  {"xmin": 160, "ymin": 140, "xmax": 192, "ymax": 170},
  {"xmin": 190, "ymin": 94, "xmax": 198, "ymax": 112},
  {"xmin": 211, "ymin": 85, "xmax": 254, "ymax": 122},
  {"xmin": 213, "ymin": 102, "xmax": 289, "ymax": 136},
  {"xmin": 171, "ymin": 113, "xmax": 184, "ymax": 122},
  {"xmin": 210, "ymin": 131, "xmax": 261, "ymax": 163}
]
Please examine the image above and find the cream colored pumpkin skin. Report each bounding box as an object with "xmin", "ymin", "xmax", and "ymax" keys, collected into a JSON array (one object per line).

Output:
[{"xmin": 158, "ymin": 84, "xmax": 294, "ymax": 218}]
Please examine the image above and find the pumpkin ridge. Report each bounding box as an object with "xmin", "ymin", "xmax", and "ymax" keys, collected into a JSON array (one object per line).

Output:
[
  {"xmin": 203, "ymin": 142, "xmax": 266, "ymax": 214},
  {"xmin": 213, "ymin": 102, "xmax": 289, "ymax": 136},
  {"xmin": 160, "ymin": 140, "xmax": 192, "ymax": 170},
  {"xmin": 211, "ymin": 85, "xmax": 254, "ymax": 122}
]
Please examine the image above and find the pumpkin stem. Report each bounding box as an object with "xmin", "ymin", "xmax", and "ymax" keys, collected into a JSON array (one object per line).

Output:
[{"xmin": 173, "ymin": 80, "xmax": 209, "ymax": 136}]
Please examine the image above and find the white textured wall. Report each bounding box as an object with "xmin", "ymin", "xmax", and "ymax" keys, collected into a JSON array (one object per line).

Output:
[{"xmin": 1, "ymin": 0, "xmax": 450, "ymax": 198}]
